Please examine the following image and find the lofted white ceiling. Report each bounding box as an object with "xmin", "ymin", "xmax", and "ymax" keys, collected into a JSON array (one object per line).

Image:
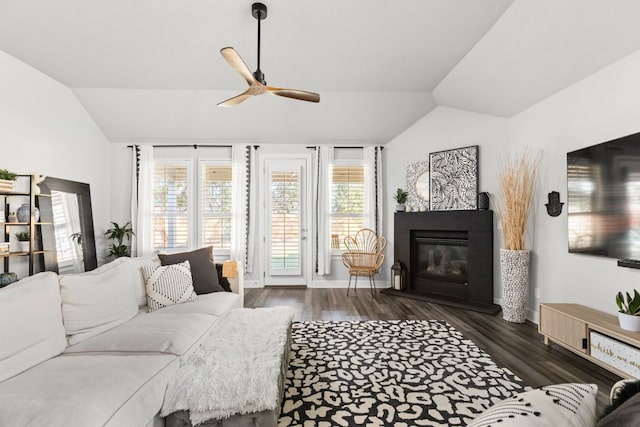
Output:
[{"xmin": 0, "ymin": 0, "xmax": 639, "ymax": 143}]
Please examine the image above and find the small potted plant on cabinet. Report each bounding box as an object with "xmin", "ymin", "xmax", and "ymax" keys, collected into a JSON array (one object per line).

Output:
[
  {"xmin": 14, "ymin": 231, "xmax": 30, "ymax": 253},
  {"xmin": 616, "ymin": 289, "xmax": 640, "ymax": 332},
  {"xmin": 393, "ymin": 188, "xmax": 408, "ymax": 212},
  {"xmin": 0, "ymin": 169, "xmax": 18, "ymax": 192}
]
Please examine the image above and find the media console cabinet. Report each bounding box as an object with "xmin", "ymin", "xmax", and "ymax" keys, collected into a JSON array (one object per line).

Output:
[{"xmin": 539, "ymin": 303, "xmax": 640, "ymax": 379}]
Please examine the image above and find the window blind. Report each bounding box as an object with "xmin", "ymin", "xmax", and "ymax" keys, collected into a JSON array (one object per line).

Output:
[
  {"xmin": 152, "ymin": 162, "xmax": 189, "ymax": 250},
  {"xmin": 201, "ymin": 164, "xmax": 232, "ymax": 250},
  {"xmin": 270, "ymin": 170, "xmax": 301, "ymax": 271},
  {"xmin": 330, "ymin": 165, "xmax": 365, "ymax": 248}
]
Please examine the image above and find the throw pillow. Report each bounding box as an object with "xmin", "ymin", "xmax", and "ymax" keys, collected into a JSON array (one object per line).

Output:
[
  {"xmin": 141, "ymin": 261, "xmax": 198, "ymax": 312},
  {"xmin": 158, "ymin": 246, "xmax": 224, "ymax": 294},
  {"xmin": 215, "ymin": 263, "xmax": 232, "ymax": 292},
  {"xmin": 597, "ymin": 379, "xmax": 640, "ymax": 426},
  {"xmin": 467, "ymin": 383, "xmax": 598, "ymax": 427},
  {"xmin": 59, "ymin": 258, "xmax": 138, "ymax": 345}
]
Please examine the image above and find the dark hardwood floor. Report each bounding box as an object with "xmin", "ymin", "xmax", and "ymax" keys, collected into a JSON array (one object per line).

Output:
[{"xmin": 245, "ymin": 287, "xmax": 621, "ymax": 413}]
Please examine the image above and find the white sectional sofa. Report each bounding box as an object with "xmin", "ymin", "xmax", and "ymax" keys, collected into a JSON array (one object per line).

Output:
[{"xmin": 0, "ymin": 255, "xmax": 244, "ymax": 427}]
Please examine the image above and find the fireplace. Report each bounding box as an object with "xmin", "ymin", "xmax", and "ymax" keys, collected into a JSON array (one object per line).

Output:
[{"xmin": 384, "ymin": 210, "xmax": 499, "ymax": 314}]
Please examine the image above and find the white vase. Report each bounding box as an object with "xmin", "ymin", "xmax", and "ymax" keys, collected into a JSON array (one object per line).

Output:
[
  {"xmin": 17, "ymin": 241, "xmax": 29, "ymax": 253},
  {"xmin": 618, "ymin": 312, "xmax": 640, "ymax": 332},
  {"xmin": 500, "ymin": 249, "xmax": 530, "ymax": 323}
]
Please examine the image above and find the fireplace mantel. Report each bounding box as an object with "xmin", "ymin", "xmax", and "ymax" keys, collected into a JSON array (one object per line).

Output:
[{"xmin": 382, "ymin": 210, "xmax": 500, "ymax": 314}]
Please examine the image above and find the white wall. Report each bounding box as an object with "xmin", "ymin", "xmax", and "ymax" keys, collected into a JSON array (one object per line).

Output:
[
  {"xmin": 0, "ymin": 50, "xmax": 111, "ymax": 272},
  {"xmin": 386, "ymin": 47, "xmax": 640, "ymax": 320},
  {"xmin": 507, "ymin": 47, "xmax": 640, "ymax": 318}
]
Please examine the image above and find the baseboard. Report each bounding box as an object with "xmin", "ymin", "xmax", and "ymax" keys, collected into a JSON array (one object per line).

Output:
[
  {"xmin": 243, "ymin": 280, "xmax": 263, "ymax": 289},
  {"xmin": 309, "ymin": 280, "xmax": 393, "ymax": 289}
]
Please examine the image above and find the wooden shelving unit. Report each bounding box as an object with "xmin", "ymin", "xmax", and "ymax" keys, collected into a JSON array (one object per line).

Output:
[
  {"xmin": 1, "ymin": 175, "xmax": 55, "ymax": 279},
  {"xmin": 539, "ymin": 303, "xmax": 640, "ymax": 379}
]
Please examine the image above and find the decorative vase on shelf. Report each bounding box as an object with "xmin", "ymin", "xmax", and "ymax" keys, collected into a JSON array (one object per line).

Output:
[
  {"xmin": 16, "ymin": 241, "xmax": 29, "ymax": 253},
  {"xmin": 618, "ymin": 312, "xmax": 640, "ymax": 332},
  {"xmin": 501, "ymin": 249, "xmax": 530, "ymax": 323},
  {"xmin": 16, "ymin": 203, "xmax": 39, "ymax": 223}
]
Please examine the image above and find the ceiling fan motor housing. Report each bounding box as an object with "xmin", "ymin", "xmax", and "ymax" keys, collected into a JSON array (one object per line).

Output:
[{"xmin": 252, "ymin": 3, "xmax": 267, "ymax": 20}]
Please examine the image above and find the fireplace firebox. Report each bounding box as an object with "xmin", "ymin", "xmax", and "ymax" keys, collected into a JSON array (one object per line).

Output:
[{"xmin": 383, "ymin": 210, "xmax": 499, "ymax": 314}]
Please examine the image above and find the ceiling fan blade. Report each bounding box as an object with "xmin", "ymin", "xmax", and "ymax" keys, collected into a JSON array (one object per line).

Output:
[
  {"xmin": 267, "ymin": 87, "xmax": 320, "ymax": 103},
  {"xmin": 220, "ymin": 47, "xmax": 256, "ymax": 86},
  {"xmin": 217, "ymin": 90, "xmax": 253, "ymax": 107}
]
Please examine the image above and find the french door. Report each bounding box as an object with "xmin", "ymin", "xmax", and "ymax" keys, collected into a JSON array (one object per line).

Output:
[{"xmin": 263, "ymin": 156, "xmax": 311, "ymax": 286}]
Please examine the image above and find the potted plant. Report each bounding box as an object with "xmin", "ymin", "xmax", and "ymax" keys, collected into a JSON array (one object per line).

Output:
[
  {"xmin": 393, "ymin": 188, "xmax": 408, "ymax": 212},
  {"xmin": 0, "ymin": 169, "xmax": 18, "ymax": 192},
  {"xmin": 616, "ymin": 290, "xmax": 640, "ymax": 332},
  {"xmin": 14, "ymin": 231, "xmax": 30, "ymax": 253},
  {"xmin": 104, "ymin": 221, "xmax": 134, "ymax": 258},
  {"xmin": 495, "ymin": 148, "xmax": 541, "ymax": 323}
]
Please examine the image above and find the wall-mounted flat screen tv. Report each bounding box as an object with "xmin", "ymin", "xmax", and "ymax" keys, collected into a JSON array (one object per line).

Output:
[{"xmin": 568, "ymin": 131, "xmax": 640, "ymax": 260}]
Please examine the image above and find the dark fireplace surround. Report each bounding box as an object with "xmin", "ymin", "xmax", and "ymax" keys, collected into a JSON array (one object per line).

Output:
[{"xmin": 384, "ymin": 210, "xmax": 499, "ymax": 314}]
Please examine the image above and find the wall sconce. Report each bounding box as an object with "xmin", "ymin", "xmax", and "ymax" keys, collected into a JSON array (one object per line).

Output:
[
  {"xmin": 391, "ymin": 261, "xmax": 406, "ymax": 291},
  {"xmin": 545, "ymin": 191, "xmax": 564, "ymax": 217}
]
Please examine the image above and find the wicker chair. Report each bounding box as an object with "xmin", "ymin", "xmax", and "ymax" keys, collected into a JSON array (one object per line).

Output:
[{"xmin": 341, "ymin": 228, "xmax": 387, "ymax": 297}]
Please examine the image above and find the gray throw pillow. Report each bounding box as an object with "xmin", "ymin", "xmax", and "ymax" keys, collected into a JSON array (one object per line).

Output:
[
  {"xmin": 597, "ymin": 381, "xmax": 640, "ymax": 426},
  {"xmin": 158, "ymin": 246, "xmax": 224, "ymax": 294}
]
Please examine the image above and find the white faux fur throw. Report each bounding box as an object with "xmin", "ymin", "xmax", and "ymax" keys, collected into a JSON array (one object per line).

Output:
[{"xmin": 161, "ymin": 307, "xmax": 294, "ymax": 425}]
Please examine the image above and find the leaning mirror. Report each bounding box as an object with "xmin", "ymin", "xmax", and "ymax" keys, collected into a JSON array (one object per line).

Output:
[
  {"xmin": 39, "ymin": 177, "xmax": 97, "ymax": 274},
  {"xmin": 406, "ymin": 160, "xmax": 430, "ymax": 211}
]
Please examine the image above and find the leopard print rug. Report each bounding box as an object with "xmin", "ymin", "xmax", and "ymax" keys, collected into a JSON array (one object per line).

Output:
[{"xmin": 278, "ymin": 320, "xmax": 527, "ymax": 427}]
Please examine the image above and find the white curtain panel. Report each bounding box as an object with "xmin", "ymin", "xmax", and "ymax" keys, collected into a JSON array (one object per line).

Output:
[
  {"xmin": 246, "ymin": 147, "xmax": 257, "ymax": 273},
  {"xmin": 231, "ymin": 145, "xmax": 255, "ymax": 273},
  {"xmin": 363, "ymin": 146, "xmax": 384, "ymax": 236},
  {"xmin": 131, "ymin": 145, "xmax": 154, "ymax": 256},
  {"xmin": 315, "ymin": 146, "xmax": 333, "ymax": 275}
]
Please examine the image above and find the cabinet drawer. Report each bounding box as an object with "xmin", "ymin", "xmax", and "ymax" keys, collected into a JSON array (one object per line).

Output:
[{"xmin": 540, "ymin": 305, "xmax": 587, "ymax": 353}]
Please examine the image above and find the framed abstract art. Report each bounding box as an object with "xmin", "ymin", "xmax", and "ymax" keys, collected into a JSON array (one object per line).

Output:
[{"xmin": 429, "ymin": 145, "xmax": 478, "ymax": 211}]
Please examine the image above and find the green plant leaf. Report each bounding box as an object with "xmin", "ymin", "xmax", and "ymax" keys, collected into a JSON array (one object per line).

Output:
[
  {"xmin": 630, "ymin": 289, "xmax": 640, "ymax": 315},
  {"xmin": 616, "ymin": 291, "xmax": 625, "ymax": 313}
]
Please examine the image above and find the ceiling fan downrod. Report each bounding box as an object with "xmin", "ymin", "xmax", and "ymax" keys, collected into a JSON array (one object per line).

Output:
[{"xmin": 252, "ymin": 2, "xmax": 267, "ymax": 85}]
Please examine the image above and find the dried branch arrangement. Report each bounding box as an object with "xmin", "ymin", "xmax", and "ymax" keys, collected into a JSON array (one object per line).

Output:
[{"xmin": 497, "ymin": 148, "xmax": 542, "ymax": 250}]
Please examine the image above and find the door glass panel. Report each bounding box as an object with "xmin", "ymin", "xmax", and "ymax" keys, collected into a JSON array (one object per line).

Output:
[{"xmin": 270, "ymin": 168, "xmax": 301, "ymax": 275}]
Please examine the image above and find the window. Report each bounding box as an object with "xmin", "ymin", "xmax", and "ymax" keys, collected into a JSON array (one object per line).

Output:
[
  {"xmin": 201, "ymin": 162, "xmax": 232, "ymax": 250},
  {"xmin": 152, "ymin": 161, "xmax": 190, "ymax": 251},
  {"xmin": 151, "ymin": 158, "xmax": 234, "ymax": 253},
  {"xmin": 330, "ymin": 164, "xmax": 365, "ymax": 249}
]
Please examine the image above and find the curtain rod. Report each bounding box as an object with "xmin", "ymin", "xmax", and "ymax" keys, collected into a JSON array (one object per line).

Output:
[
  {"xmin": 305, "ymin": 146, "xmax": 384, "ymax": 150},
  {"xmin": 127, "ymin": 144, "xmax": 260, "ymax": 149}
]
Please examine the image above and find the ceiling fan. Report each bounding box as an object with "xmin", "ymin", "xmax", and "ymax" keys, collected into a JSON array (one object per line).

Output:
[{"xmin": 218, "ymin": 2, "xmax": 320, "ymax": 107}]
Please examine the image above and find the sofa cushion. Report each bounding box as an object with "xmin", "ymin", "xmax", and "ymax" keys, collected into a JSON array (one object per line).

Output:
[
  {"xmin": 154, "ymin": 291, "xmax": 241, "ymax": 315},
  {"xmin": 0, "ymin": 272, "xmax": 66, "ymax": 382},
  {"xmin": 159, "ymin": 246, "xmax": 224, "ymax": 294},
  {"xmin": 467, "ymin": 383, "xmax": 597, "ymax": 427},
  {"xmin": 141, "ymin": 261, "xmax": 198, "ymax": 312},
  {"xmin": 126, "ymin": 255, "xmax": 160, "ymax": 307},
  {"xmin": 59, "ymin": 258, "xmax": 138, "ymax": 345},
  {"xmin": 64, "ymin": 312, "xmax": 218, "ymax": 356},
  {"xmin": 0, "ymin": 354, "xmax": 177, "ymax": 427}
]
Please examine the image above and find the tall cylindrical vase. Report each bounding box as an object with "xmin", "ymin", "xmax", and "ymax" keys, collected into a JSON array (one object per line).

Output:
[{"xmin": 500, "ymin": 249, "xmax": 530, "ymax": 323}]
